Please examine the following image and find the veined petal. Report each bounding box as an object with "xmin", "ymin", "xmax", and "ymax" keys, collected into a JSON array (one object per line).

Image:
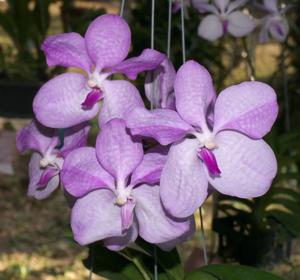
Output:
[
  {"xmin": 41, "ymin": 32, "xmax": 92, "ymax": 72},
  {"xmin": 33, "ymin": 73, "xmax": 99, "ymax": 128},
  {"xmin": 213, "ymin": 81, "xmax": 278, "ymax": 139},
  {"xmin": 28, "ymin": 153, "xmax": 60, "ymax": 200},
  {"xmin": 61, "ymin": 147, "xmax": 114, "ymax": 197},
  {"xmin": 160, "ymin": 139, "xmax": 208, "ymax": 218},
  {"xmin": 126, "ymin": 107, "xmax": 193, "ymax": 145},
  {"xmin": 104, "ymin": 221, "xmax": 138, "ymax": 251},
  {"xmin": 227, "ymin": 11, "xmax": 256, "ymax": 37},
  {"xmin": 133, "ymin": 184, "xmax": 194, "ymax": 244},
  {"xmin": 174, "ymin": 60, "xmax": 216, "ymax": 128},
  {"xmin": 145, "ymin": 58, "xmax": 176, "ymax": 109},
  {"xmin": 16, "ymin": 121, "xmax": 54, "ymax": 154},
  {"xmin": 85, "ymin": 14, "xmax": 131, "ymax": 69},
  {"xmin": 131, "ymin": 148, "xmax": 168, "ymax": 186},
  {"xmin": 71, "ymin": 189, "xmax": 122, "ymax": 245},
  {"xmin": 96, "ymin": 119, "xmax": 143, "ymax": 181},
  {"xmin": 111, "ymin": 49, "xmax": 165, "ymax": 80},
  {"xmin": 208, "ymin": 131, "xmax": 277, "ymax": 198},
  {"xmin": 198, "ymin": 15, "xmax": 223, "ymax": 41},
  {"xmin": 59, "ymin": 122, "xmax": 90, "ymax": 158},
  {"xmin": 99, "ymin": 80, "xmax": 144, "ymax": 127}
]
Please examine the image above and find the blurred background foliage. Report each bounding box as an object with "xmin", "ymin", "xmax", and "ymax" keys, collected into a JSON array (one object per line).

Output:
[{"xmin": 0, "ymin": 0, "xmax": 300, "ymax": 279}]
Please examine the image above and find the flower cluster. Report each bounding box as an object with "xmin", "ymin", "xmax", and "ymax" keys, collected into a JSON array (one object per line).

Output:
[
  {"xmin": 17, "ymin": 13, "xmax": 278, "ymax": 251},
  {"xmin": 191, "ymin": 0, "xmax": 291, "ymax": 42}
]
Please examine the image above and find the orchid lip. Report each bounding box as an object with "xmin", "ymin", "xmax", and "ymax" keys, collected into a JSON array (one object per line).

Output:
[
  {"xmin": 197, "ymin": 147, "xmax": 221, "ymax": 176},
  {"xmin": 37, "ymin": 167, "xmax": 59, "ymax": 189},
  {"xmin": 81, "ymin": 88, "xmax": 103, "ymax": 110}
]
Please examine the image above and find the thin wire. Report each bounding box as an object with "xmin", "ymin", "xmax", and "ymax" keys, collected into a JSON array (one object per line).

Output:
[
  {"xmin": 180, "ymin": 0, "xmax": 186, "ymax": 63},
  {"xmin": 167, "ymin": 0, "xmax": 172, "ymax": 58},
  {"xmin": 151, "ymin": 0, "xmax": 155, "ymax": 49},
  {"xmin": 154, "ymin": 246, "xmax": 158, "ymax": 280},
  {"xmin": 88, "ymin": 245, "xmax": 94, "ymax": 280},
  {"xmin": 282, "ymin": 47, "xmax": 290, "ymax": 132},
  {"xmin": 120, "ymin": 0, "xmax": 126, "ymax": 17},
  {"xmin": 199, "ymin": 208, "xmax": 208, "ymax": 265}
]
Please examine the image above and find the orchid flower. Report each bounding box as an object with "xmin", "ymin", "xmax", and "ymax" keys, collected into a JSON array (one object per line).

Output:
[
  {"xmin": 257, "ymin": 0, "xmax": 290, "ymax": 42},
  {"xmin": 127, "ymin": 60, "xmax": 278, "ymax": 218},
  {"xmin": 145, "ymin": 58, "xmax": 176, "ymax": 109},
  {"xmin": 172, "ymin": 0, "xmax": 191, "ymax": 13},
  {"xmin": 61, "ymin": 119, "xmax": 194, "ymax": 250},
  {"xmin": 33, "ymin": 14, "xmax": 165, "ymax": 129},
  {"xmin": 193, "ymin": 0, "xmax": 256, "ymax": 41},
  {"xmin": 16, "ymin": 121, "xmax": 90, "ymax": 199}
]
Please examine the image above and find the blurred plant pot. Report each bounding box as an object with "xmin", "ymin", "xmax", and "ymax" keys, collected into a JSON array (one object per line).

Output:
[{"xmin": 0, "ymin": 80, "xmax": 40, "ymax": 118}]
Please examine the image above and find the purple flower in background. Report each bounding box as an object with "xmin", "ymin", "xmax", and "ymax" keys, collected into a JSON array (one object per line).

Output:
[
  {"xmin": 127, "ymin": 60, "xmax": 278, "ymax": 218},
  {"xmin": 61, "ymin": 119, "xmax": 194, "ymax": 250},
  {"xmin": 172, "ymin": 0, "xmax": 191, "ymax": 13},
  {"xmin": 193, "ymin": 0, "xmax": 256, "ymax": 41},
  {"xmin": 257, "ymin": 0, "xmax": 290, "ymax": 42},
  {"xmin": 145, "ymin": 58, "xmax": 176, "ymax": 109},
  {"xmin": 16, "ymin": 121, "xmax": 90, "ymax": 199},
  {"xmin": 33, "ymin": 14, "xmax": 165, "ymax": 129}
]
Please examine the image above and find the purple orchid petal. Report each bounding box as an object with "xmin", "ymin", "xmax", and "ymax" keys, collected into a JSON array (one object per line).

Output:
[
  {"xmin": 269, "ymin": 17, "xmax": 289, "ymax": 42},
  {"xmin": 81, "ymin": 88, "xmax": 103, "ymax": 110},
  {"xmin": 71, "ymin": 189, "xmax": 122, "ymax": 245},
  {"xmin": 59, "ymin": 122, "xmax": 90, "ymax": 158},
  {"xmin": 96, "ymin": 119, "xmax": 143, "ymax": 181},
  {"xmin": 172, "ymin": 1, "xmax": 181, "ymax": 13},
  {"xmin": 174, "ymin": 60, "xmax": 216, "ymax": 128},
  {"xmin": 145, "ymin": 58, "xmax": 176, "ymax": 109},
  {"xmin": 33, "ymin": 73, "xmax": 99, "ymax": 128},
  {"xmin": 208, "ymin": 131, "xmax": 277, "ymax": 198},
  {"xmin": 16, "ymin": 121, "xmax": 54, "ymax": 154},
  {"xmin": 158, "ymin": 217, "xmax": 195, "ymax": 251},
  {"xmin": 192, "ymin": 0, "xmax": 218, "ymax": 13},
  {"xmin": 28, "ymin": 153, "xmax": 60, "ymax": 200},
  {"xmin": 126, "ymin": 107, "xmax": 193, "ymax": 146},
  {"xmin": 227, "ymin": 0, "xmax": 248, "ymax": 14},
  {"xmin": 214, "ymin": 0, "xmax": 230, "ymax": 12},
  {"xmin": 61, "ymin": 147, "xmax": 114, "ymax": 197},
  {"xmin": 198, "ymin": 15, "xmax": 223, "ymax": 41},
  {"xmin": 99, "ymin": 80, "xmax": 144, "ymax": 127},
  {"xmin": 197, "ymin": 148, "xmax": 221, "ymax": 176},
  {"xmin": 121, "ymin": 199, "xmax": 136, "ymax": 231},
  {"xmin": 227, "ymin": 11, "xmax": 256, "ymax": 38},
  {"xmin": 213, "ymin": 81, "xmax": 278, "ymax": 139},
  {"xmin": 131, "ymin": 148, "xmax": 168, "ymax": 186},
  {"xmin": 133, "ymin": 184, "xmax": 195, "ymax": 244},
  {"xmin": 160, "ymin": 139, "xmax": 208, "ymax": 218},
  {"xmin": 85, "ymin": 14, "xmax": 131, "ymax": 70},
  {"xmin": 41, "ymin": 32, "xmax": 92, "ymax": 72},
  {"xmin": 37, "ymin": 166, "xmax": 59, "ymax": 189},
  {"xmin": 104, "ymin": 221, "xmax": 138, "ymax": 251},
  {"xmin": 263, "ymin": 0, "xmax": 278, "ymax": 13},
  {"xmin": 111, "ymin": 49, "xmax": 165, "ymax": 80}
]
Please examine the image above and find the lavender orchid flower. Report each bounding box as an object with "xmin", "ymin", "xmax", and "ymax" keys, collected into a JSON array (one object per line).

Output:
[
  {"xmin": 145, "ymin": 58, "xmax": 176, "ymax": 109},
  {"xmin": 16, "ymin": 121, "xmax": 90, "ymax": 199},
  {"xmin": 172, "ymin": 0, "xmax": 191, "ymax": 13},
  {"xmin": 193, "ymin": 0, "xmax": 256, "ymax": 41},
  {"xmin": 61, "ymin": 119, "xmax": 194, "ymax": 250},
  {"xmin": 257, "ymin": 0, "xmax": 290, "ymax": 42},
  {"xmin": 127, "ymin": 60, "xmax": 278, "ymax": 218},
  {"xmin": 33, "ymin": 14, "xmax": 165, "ymax": 129}
]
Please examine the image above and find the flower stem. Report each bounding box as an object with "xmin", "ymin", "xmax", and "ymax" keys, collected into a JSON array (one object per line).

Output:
[
  {"xmin": 199, "ymin": 207, "xmax": 208, "ymax": 265},
  {"xmin": 132, "ymin": 256, "xmax": 152, "ymax": 280}
]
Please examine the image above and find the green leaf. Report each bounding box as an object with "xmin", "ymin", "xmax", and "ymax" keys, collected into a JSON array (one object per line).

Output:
[
  {"xmin": 135, "ymin": 238, "xmax": 184, "ymax": 280},
  {"xmin": 189, "ymin": 264, "xmax": 283, "ymax": 280},
  {"xmin": 185, "ymin": 271, "xmax": 217, "ymax": 280},
  {"xmin": 83, "ymin": 244, "xmax": 146, "ymax": 280}
]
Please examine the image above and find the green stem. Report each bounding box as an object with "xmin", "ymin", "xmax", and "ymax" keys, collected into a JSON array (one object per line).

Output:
[{"xmin": 132, "ymin": 257, "xmax": 152, "ymax": 280}]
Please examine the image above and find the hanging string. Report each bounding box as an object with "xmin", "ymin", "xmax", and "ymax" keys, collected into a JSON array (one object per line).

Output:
[
  {"xmin": 167, "ymin": 0, "xmax": 172, "ymax": 58},
  {"xmin": 180, "ymin": 0, "xmax": 186, "ymax": 63},
  {"xmin": 199, "ymin": 208, "xmax": 208, "ymax": 265},
  {"xmin": 120, "ymin": 0, "xmax": 126, "ymax": 17},
  {"xmin": 88, "ymin": 245, "xmax": 95, "ymax": 280},
  {"xmin": 150, "ymin": 0, "xmax": 156, "ymax": 110}
]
